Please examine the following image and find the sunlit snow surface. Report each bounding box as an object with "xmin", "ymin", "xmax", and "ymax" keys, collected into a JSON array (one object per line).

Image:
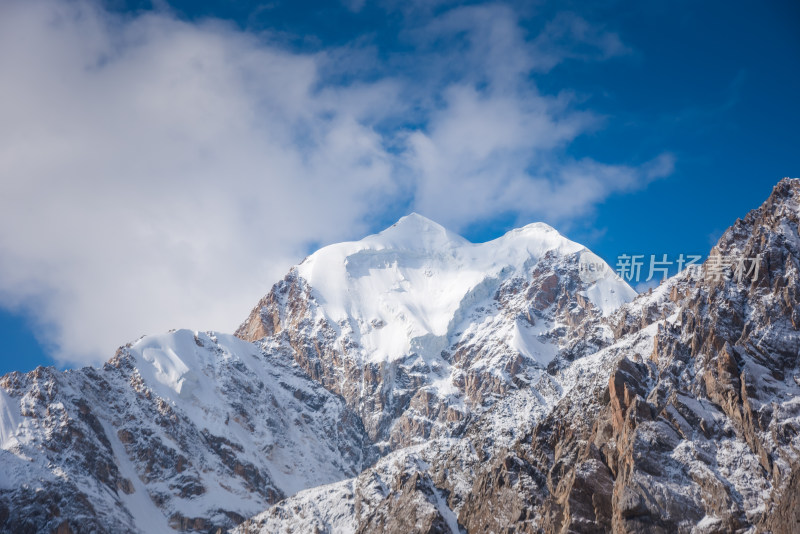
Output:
[{"xmin": 297, "ymin": 213, "xmax": 635, "ymax": 363}]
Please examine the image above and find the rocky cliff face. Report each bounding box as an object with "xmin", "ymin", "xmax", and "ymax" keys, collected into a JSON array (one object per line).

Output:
[
  {"xmin": 469, "ymin": 177, "xmax": 800, "ymax": 534},
  {"xmin": 0, "ymin": 331, "xmax": 367, "ymax": 533},
  {"xmin": 2, "ymin": 179, "xmax": 799, "ymax": 534}
]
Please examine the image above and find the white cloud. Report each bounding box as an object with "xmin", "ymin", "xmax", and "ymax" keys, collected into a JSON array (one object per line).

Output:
[
  {"xmin": 401, "ymin": 5, "xmax": 670, "ymax": 229},
  {"xmin": 530, "ymin": 11, "xmax": 633, "ymax": 71},
  {"xmin": 0, "ymin": 0, "xmax": 671, "ymax": 366},
  {"xmin": 0, "ymin": 0, "xmax": 394, "ymax": 363}
]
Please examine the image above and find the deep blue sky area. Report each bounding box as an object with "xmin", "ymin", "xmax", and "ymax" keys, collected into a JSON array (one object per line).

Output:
[
  {"xmin": 0, "ymin": 0, "xmax": 797, "ymax": 375},
  {"xmin": 463, "ymin": 0, "xmax": 800, "ymax": 255},
  {"xmin": 0, "ymin": 308, "xmax": 52, "ymax": 375}
]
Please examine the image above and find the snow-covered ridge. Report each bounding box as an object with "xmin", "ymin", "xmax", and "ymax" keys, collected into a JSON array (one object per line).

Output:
[
  {"xmin": 0, "ymin": 329, "xmax": 368, "ymax": 532},
  {"xmin": 295, "ymin": 213, "xmax": 634, "ymax": 362}
]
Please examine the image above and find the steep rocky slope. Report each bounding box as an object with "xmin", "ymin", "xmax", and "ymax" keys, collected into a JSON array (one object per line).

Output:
[
  {"xmin": 236, "ymin": 310, "xmax": 662, "ymax": 534},
  {"xmin": 456, "ymin": 177, "xmax": 800, "ymax": 534},
  {"xmin": 0, "ymin": 331, "xmax": 367, "ymax": 533}
]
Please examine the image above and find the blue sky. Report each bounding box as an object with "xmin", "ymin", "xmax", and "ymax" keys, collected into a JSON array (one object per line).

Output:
[{"xmin": 0, "ymin": 0, "xmax": 797, "ymax": 374}]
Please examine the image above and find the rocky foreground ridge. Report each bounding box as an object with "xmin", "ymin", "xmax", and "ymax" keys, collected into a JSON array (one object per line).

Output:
[{"xmin": 1, "ymin": 178, "xmax": 799, "ymax": 533}]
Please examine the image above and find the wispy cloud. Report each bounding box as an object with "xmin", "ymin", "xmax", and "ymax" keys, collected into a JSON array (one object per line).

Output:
[
  {"xmin": 0, "ymin": 0, "xmax": 672, "ymax": 366},
  {"xmin": 530, "ymin": 11, "xmax": 633, "ymax": 71},
  {"xmin": 396, "ymin": 4, "xmax": 670, "ymax": 228}
]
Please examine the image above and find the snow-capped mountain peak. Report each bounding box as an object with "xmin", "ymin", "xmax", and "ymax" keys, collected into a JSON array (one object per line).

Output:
[
  {"xmin": 369, "ymin": 212, "xmax": 470, "ymax": 251},
  {"xmin": 292, "ymin": 214, "xmax": 633, "ymax": 364},
  {"xmin": 238, "ymin": 214, "xmax": 636, "ymax": 446}
]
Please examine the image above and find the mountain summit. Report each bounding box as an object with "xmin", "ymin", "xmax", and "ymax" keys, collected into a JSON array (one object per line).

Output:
[
  {"xmin": 236, "ymin": 214, "xmax": 634, "ymax": 445},
  {"xmin": 261, "ymin": 212, "xmax": 632, "ymax": 362},
  {"xmin": 3, "ymin": 181, "xmax": 800, "ymax": 533}
]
